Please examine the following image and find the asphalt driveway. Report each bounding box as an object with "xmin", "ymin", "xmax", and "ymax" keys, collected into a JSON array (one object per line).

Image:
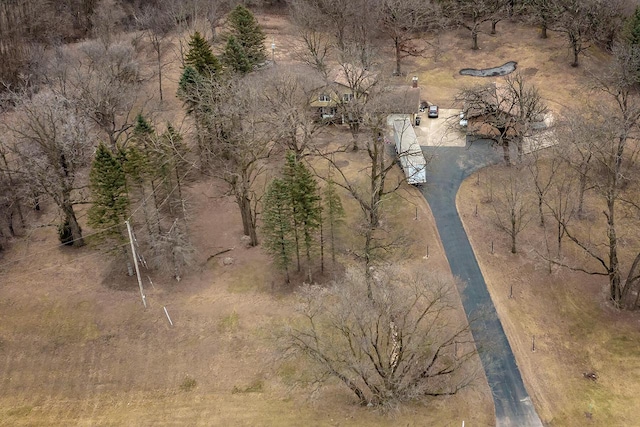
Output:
[{"xmin": 420, "ymin": 140, "xmax": 543, "ymax": 427}]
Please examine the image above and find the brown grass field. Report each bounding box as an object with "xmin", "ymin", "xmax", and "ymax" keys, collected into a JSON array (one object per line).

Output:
[{"xmin": 1, "ymin": 11, "xmax": 639, "ymax": 427}]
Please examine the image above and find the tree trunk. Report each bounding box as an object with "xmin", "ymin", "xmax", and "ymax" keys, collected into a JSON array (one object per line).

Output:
[
  {"xmin": 237, "ymin": 192, "xmax": 258, "ymax": 246},
  {"xmin": 578, "ymin": 172, "xmax": 587, "ymax": 215},
  {"xmin": 63, "ymin": 201, "xmax": 84, "ymax": 247},
  {"xmin": 502, "ymin": 143, "xmax": 511, "ymax": 165},
  {"xmin": 364, "ymin": 227, "xmax": 373, "ymax": 300},
  {"xmin": 570, "ymin": 36, "xmax": 580, "ymax": 67},
  {"xmin": 607, "ymin": 191, "xmax": 621, "ymax": 305},
  {"xmin": 540, "ymin": 21, "xmax": 548, "ymax": 39},
  {"xmin": 557, "ymin": 220, "xmax": 562, "ymax": 256},
  {"xmin": 292, "ymin": 224, "xmax": 301, "ymax": 272},
  {"xmin": 538, "ymin": 195, "xmax": 544, "ymax": 227},
  {"xmin": 330, "ymin": 213, "xmax": 337, "ymax": 264},
  {"xmin": 472, "ymin": 30, "xmax": 479, "ymax": 50},
  {"xmin": 279, "ymin": 237, "xmax": 290, "ymax": 284},
  {"xmin": 394, "ymin": 38, "xmax": 402, "ymax": 76},
  {"xmin": 306, "ymin": 243, "xmax": 312, "ymax": 283}
]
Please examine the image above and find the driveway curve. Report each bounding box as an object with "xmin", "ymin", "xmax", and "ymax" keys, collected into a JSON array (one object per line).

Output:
[{"xmin": 420, "ymin": 140, "xmax": 543, "ymax": 427}]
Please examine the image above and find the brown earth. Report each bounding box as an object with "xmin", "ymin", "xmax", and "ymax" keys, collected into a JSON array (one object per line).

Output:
[{"xmin": 0, "ymin": 13, "xmax": 495, "ymax": 427}]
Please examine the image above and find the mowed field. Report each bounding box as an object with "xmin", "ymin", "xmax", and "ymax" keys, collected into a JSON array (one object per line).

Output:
[{"xmin": 1, "ymin": 10, "xmax": 639, "ymax": 427}]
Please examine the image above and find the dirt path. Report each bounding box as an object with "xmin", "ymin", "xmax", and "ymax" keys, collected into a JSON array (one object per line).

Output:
[{"xmin": 420, "ymin": 140, "xmax": 543, "ymax": 427}]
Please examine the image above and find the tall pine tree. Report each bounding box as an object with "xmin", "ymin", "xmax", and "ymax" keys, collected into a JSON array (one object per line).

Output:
[
  {"xmin": 323, "ymin": 168, "xmax": 345, "ymax": 265},
  {"xmin": 223, "ymin": 36, "xmax": 252, "ymax": 74},
  {"xmin": 283, "ymin": 152, "xmax": 322, "ymax": 283},
  {"xmin": 88, "ymin": 142, "xmax": 129, "ymax": 240},
  {"xmin": 262, "ymin": 178, "xmax": 294, "ymax": 284},
  {"xmin": 227, "ymin": 5, "xmax": 266, "ymax": 66},
  {"xmin": 184, "ymin": 31, "xmax": 222, "ymax": 76}
]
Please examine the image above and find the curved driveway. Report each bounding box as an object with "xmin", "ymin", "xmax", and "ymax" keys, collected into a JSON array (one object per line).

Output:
[{"xmin": 420, "ymin": 140, "xmax": 543, "ymax": 427}]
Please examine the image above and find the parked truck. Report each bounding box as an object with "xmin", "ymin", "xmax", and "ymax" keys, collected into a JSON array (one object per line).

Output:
[{"xmin": 393, "ymin": 118, "xmax": 427, "ymax": 185}]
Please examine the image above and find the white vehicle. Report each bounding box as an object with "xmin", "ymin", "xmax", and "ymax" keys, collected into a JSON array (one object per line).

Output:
[
  {"xmin": 393, "ymin": 118, "xmax": 427, "ymax": 185},
  {"xmin": 459, "ymin": 111, "xmax": 468, "ymax": 127}
]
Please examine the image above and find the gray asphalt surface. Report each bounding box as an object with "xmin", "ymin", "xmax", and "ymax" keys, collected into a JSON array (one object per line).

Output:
[{"xmin": 420, "ymin": 140, "xmax": 544, "ymax": 427}]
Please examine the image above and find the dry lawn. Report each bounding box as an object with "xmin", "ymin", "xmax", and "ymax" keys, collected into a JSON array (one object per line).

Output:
[
  {"xmin": 0, "ymin": 13, "xmax": 494, "ymax": 427},
  {"xmin": 459, "ymin": 164, "xmax": 640, "ymax": 427}
]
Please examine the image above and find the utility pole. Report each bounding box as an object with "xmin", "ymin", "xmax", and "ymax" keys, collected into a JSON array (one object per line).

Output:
[{"xmin": 126, "ymin": 220, "xmax": 147, "ymax": 308}]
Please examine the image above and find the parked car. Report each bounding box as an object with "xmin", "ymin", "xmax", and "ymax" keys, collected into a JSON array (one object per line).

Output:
[
  {"xmin": 459, "ymin": 111, "xmax": 468, "ymax": 127},
  {"xmin": 419, "ymin": 101, "xmax": 428, "ymax": 112},
  {"xmin": 428, "ymin": 105, "xmax": 439, "ymax": 118}
]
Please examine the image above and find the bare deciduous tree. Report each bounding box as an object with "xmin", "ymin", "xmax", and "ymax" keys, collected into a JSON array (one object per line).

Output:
[
  {"xmin": 459, "ymin": 72, "xmax": 547, "ymax": 165},
  {"xmin": 315, "ymin": 94, "xmax": 416, "ymax": 296},
  {"xmin": 541, "ymin": 159, "xmax": 577, "ymax": 257},
  {"xmin": 3, "ymin": 91, "xmax": 94, "ymax": 246},
  {"xmin": 489, "ymin": 167, "xmax": 531, "ymax": 254},
  {"xmin": 285, "ymin": 267, "xmax": 478, "ymax": 408},
  {"xmin": 91, "ymin": 0, "xmax": 127, "ymax": 48},
  {"xmin": 550, "ymin": 0, "xmax": 624, "ymax": 67},
  {"xmin": 136, "ymin": 3, "xmax": 178, "ymax": 102},
  {"xmin": 550, "ymin": 44, "xmax": 640, "ymax": 308},
  {"xmin": 70, "ymin": 40, "xmax": 143, "ymax": 151},
  {"xmin": 525, "ymin": 140, "xmax": 562, "ymax": 227},
  {"xmin": 262, "ymin": 66, "xmax": 326, "ymax": 159},
  {"xmin": 525, "ymin": 0, "xmax": 561, "ymax": 39},
  {"xmin": 288, "ymin": 0, "xmax": 332, "ymax": 76},
  {"xmin": 444, "ymin": 0, "xmax": 510, "ymax": 50},
  {"xmin": 187, "ymin": 74, "xmax": 272, "ymax": 246},
  {"xmin": 554, "ymin": 109, "xmax": 598, "ymax": 216},
  {"xmin": 378, "ymin": 0, "xmax": 444, "ymax": 76}
]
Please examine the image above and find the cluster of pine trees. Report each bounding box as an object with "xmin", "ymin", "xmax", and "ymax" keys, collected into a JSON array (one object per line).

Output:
[
  {"xmin": 180, "ymin": 5, "xmax": 266, "ymax": 81},
  {"xmin": 88, "ymin": 115, "xmax": 192, "ymax": 280},
  {"xmin": 262, "ymin": 152, "xmax": 345, "ymax": 284}
]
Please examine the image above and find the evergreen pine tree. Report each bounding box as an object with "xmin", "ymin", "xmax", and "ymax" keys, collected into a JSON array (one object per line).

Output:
[
  {"xmin": 184, "ymin": 31, "xmax": 222, "ymax": 76},
  {"xmin": 130, "ymin": 114, "xmax": 164, "ymax": 237},
  {"xmin": 223, "ymin": 36, "xmax": 252, "ymax": 74},
  {"xmin": 134, "ymin": 113, "xmax": 154, "ymax": 138},
  {"xmin": 296, "ymin": 159, "xmax": 322, "ymax": 283},
  {"xmin": 283, "ymin": 152, "xmax": 302, "ymax": 271},
  {"xmin": 88, "ymin": 142, "xmax": 129, "ymax": 240},
  {"xmin": 228, "ymin": 5, "xmax": 266, "ymax": 66},
  {"xmin": 323, "ymin": 170, "xmax": 345, "ymax": 265},
  {"xmin": 262, "ymin": 178, "xmax": 294, "ymax": 284},
  {"xmin": 626, "ymin": 7, "xmax": 640, "ymax": 46},
  {"xmin": 122, "ymin": 142, "xmax": 156, "ymax": 237},
  {"xmin": 177, "ymin": 66, "xmax": 202, "ymax": 113},
  {"xmin": 283, "ymin": 151, "xmax": 322, "ymax": 282}
]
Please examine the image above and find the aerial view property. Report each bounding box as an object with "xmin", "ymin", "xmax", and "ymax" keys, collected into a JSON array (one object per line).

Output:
[{"xmin": 1, "ymin": 0, "xmax": 640, "ymax": 426}]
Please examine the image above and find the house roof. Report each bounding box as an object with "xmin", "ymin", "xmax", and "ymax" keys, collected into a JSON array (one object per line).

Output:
[
  {"xmin": 385, "ymin": 86, "xmax": 420, "ymax": 114},
  {"xmin": 328, "ymin": 64, "xmax": 378, "ymax": 90}
]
